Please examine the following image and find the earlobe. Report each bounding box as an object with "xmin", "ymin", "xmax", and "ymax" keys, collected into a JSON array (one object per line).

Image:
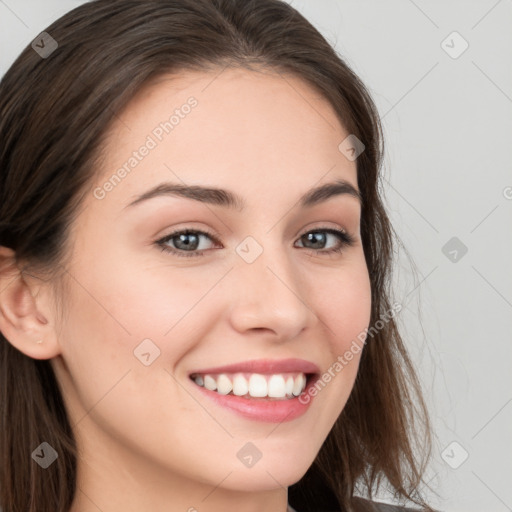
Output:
[{"xmin": 0, "ymin": 245, "xmax": 60, "ymax": 360}]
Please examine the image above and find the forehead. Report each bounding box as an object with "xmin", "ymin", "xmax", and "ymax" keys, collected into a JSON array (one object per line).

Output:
[{"xmin": 92, "ymin": 66, "xmax": 358, "ymax": 212}]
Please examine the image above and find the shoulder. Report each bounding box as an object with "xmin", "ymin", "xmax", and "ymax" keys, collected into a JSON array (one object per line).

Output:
[{"xmin": 288, "ymin": 496, "xmax": 429, "ymax": 512}]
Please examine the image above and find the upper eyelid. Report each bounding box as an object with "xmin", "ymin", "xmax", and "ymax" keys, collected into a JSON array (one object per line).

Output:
[
  {"xmin": 158, "ymin": 227, "xmax": 221, "ymax": 244},
  {"xmin": 157, "ymin": 225, "xmax": 354, "ymax": 246}
]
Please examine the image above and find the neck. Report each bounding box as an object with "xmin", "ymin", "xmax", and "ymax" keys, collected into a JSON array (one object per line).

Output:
[{"xmin": 68, "ymin": 434, "xmax": 290, "ymax": 512}]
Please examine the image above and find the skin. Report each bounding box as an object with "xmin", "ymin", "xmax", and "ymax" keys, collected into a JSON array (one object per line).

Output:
[{"xmin": 0, "ymin": 67, "xmax": 371, "ymax": 512}]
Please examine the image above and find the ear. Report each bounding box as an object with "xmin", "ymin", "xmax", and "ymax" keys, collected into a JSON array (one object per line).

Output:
[{"xmin": 0, "ymin": 246, "xmax": 61, "ymax": 360}]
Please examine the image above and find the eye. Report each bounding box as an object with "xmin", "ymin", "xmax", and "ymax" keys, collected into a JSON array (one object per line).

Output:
[
  {"xmin": 155, "ymin": 227, "xmax": 355, "ymax": 258},
  {"xmin": 295, "ymin": 228, "xmax": 355, "ymax": 256},
  {"xmin": 155, "ymin": 229, "xmax": 220, "ymax": 258}
]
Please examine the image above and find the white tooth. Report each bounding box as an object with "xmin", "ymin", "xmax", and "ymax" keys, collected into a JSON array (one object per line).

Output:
[
  {"xmin": 285, "ymin": 376, "xmax": 294, "ymax": 396},
  {"xmin": 292, "ymin": 374, "xmax": 305, "ymax": 396},
  {"xmin": 248, "ymin": 373, "xmax": 268, "ymax": 397},
  {"xmin": 216, "ymin": 374, "xmax": 232, "ymax": 395},
  {"xmin": 268, "ymin": 374, "xmax": 286, "ymax": 398},
  {"xmin": 194, "ymin": 375, "xmax": 204, "ymax": 387},
  {"xmin": 232, "ymin": 374, "xmax": 249, "ymax": 396},
  {"xmin": 204, "ymin": 375, "xmax": 217, "ymax": 391}
]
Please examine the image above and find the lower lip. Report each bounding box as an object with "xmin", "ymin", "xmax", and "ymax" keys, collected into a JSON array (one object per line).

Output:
[{"xmin": 191, "ymin": 375, "xmax": 318, "ymax": 423}]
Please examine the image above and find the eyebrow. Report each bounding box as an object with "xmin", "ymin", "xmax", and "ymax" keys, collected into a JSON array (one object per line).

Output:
[{"xmin": 123, "ymin": 178, "xmax": 362, "ymax": 211}]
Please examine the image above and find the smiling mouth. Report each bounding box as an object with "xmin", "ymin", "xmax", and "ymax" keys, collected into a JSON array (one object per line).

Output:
[{"xmin": 189, "ymin": 371, "xmax": 316, "ymax": 401}]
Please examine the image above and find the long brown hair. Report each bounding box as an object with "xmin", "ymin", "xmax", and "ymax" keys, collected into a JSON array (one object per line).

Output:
[{"xmin": 0, "ymin": 1, "xmax": 433, "ymax": 510}]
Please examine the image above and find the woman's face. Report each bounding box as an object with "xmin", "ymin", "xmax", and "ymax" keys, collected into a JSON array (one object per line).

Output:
[{"xmin": 50, "ymin": 67, "xmax": 371, "ymax": 507}]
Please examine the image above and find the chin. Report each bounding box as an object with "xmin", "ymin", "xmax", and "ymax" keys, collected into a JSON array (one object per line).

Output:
[
  {"xmin": 218, "ymin": 447, "xmax": 317, "ymax": 492},
  {"xmin": 221, "ymin": 465, "xmax": 309, "ymax": 493}
]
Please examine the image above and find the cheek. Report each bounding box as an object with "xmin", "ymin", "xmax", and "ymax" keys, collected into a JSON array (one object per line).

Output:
[
  {"xmin": 54, "ymin": 262, "xmax": 223, "ymax": 461},
  {"xmin": 304, "ymin": 258, "xmax": 371, "ymax": 414},
  {"xmin": 74, "ymin": 255, "xmax": 219, "ymax": 347},
  {"xmin": 54, "ymin": 255, "xmax": 210, "ymax": 406},
  {"xmin": 313, "ymin": 259, "xmax": 372, "ymax": 354}
]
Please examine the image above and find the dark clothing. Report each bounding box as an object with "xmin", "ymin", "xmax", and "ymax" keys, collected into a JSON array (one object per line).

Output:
[
  {"xmin": 349, "ymin": 497, "xmax": 421, "ymax": 511},
  {"xmin": 289, "ymin": 496, "xmax": 423, "ymax": 511},
  {"xmin": 287, "ymin": 467, "xmax": 428, "ymax": 511}
]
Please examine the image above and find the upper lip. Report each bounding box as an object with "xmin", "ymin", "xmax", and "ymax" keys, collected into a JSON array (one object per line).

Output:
[{"xmin": 189, "ymin": 358, "xmax": 320, "ymax": 376}]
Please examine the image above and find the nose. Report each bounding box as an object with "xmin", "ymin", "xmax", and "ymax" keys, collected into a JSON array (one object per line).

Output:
[{"xmin": 227, "ymin": 243, "xmax": 319, "ymax": 342}]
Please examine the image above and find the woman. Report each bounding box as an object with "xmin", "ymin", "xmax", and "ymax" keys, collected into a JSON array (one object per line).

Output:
[{"xmin": 0, "ymin": 1, "xmax": 434, "ymax": 511}]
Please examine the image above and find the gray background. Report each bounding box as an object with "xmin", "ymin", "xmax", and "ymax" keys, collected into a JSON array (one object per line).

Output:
[{"xmin": 1, "ymin": 1, "xmax": 511, "ymax": 511}]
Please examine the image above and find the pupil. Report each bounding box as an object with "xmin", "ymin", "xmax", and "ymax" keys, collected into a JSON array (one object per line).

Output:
[
  {"xmin": 177, "ymin": 233, "xmax": 198, "ymax": 250},
  {"xmin": 306, "ymin": 232, "xmax": 325, "ymax": 249}
]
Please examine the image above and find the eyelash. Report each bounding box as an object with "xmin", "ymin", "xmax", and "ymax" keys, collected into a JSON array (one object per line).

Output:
[{"xmin": 155, "ymin": 227, "xmax": 356, "ymax": 258}]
